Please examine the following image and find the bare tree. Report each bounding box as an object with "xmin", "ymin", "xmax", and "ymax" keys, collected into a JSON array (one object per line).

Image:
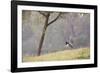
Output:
[{"xmin": 37, "ymin": 12, "xmax": 61, "ymax": 56}]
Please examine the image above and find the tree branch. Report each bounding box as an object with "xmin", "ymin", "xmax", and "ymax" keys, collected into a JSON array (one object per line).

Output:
[
  {"xmin": 47, "ymin": 13, "xmax": 61, "ymax": 26},
  {"xmin": 38, "ymin": 11, "xmax": 47, "ymax": 17}
]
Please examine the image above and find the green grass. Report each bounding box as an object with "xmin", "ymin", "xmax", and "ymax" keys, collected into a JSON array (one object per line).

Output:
[{"xmin": 23, "ymin": 48, "xmax": 90, "ymax": 62}]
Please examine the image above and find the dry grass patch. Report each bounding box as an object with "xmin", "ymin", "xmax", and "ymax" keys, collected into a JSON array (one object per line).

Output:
[{"xmin": 23, "ymin": 48, "xmax": 90, "ymax": 62}]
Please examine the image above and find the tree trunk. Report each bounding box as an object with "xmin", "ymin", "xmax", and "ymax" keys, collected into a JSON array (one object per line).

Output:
[{"xmin": 37, "ymin": 14, "xmax": 50, "ymax": 56}]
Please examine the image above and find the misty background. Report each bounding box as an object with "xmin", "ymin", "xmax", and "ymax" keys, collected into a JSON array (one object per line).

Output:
[{"xmin": 22, "ymin": 10, "xmax": 90, "ymax": 56}]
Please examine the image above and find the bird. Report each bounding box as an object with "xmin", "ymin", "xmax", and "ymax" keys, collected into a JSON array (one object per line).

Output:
[{"xmin": 65, "ymin": 41, "xmax": 73, "ymax": 48}]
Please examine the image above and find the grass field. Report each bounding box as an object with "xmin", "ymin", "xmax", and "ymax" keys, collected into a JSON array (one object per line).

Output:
[{"xmin": 23, "ymin": 48, "xmax": 90, "ymax": 62}]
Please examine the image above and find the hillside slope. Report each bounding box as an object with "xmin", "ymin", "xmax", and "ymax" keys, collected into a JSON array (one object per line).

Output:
[{"xmin": 23, "ymin": 48, "xmax": 90, "ymax": 62}]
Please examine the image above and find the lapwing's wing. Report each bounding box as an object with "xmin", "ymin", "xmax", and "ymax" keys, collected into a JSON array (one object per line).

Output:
[{"xmin": 68, "ymin": 43, "xmax": 73, "ymax": 48}]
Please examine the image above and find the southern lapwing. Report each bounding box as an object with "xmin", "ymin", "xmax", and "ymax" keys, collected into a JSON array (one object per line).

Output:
[{"xmin": 65, "ymin": 41, "xmax": 73, "ymax": 48}]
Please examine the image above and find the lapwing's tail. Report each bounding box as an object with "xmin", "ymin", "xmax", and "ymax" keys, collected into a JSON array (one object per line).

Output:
[{"xmin": 68, "ymin": 43, "xmax": 73, "ymax": 48}]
